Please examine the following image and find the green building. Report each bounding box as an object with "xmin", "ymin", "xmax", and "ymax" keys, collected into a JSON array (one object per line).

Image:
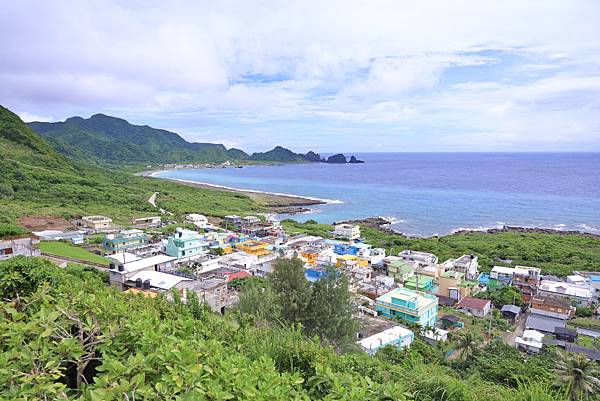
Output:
[
  {"xmin": 376, "ymin": 287, "xmax": 438, "ymax": 327},
  {"xmin": 103, "ymin": 229, "xmax": 146, "ymax": 254}
]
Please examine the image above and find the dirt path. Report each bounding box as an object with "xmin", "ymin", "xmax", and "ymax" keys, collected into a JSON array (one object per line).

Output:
[
  {"xmin": 504, "ymin": 313, "xmax": 527, "ymax": 346},
  {"xmin": 148, "ymin": 192, "xmax": 158, "ymax": 207}
]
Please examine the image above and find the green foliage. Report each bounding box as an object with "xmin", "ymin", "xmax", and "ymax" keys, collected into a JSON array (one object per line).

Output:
[
  {"xmin": 239, "ymin": 258, "xmax": 358, "ymax": 347},
  {"xmin": 0, "ymin": 222, "xmax": 29, "ymax": 238},
  {"xmin": 0, "ymin": 105, "xmax": 264, "ymax": 229},
  {"xmin": 39, "ymin": 241, "xmax": 110, "ymax": 265},
  {"xmin": 0, "ymin": 256, "xmax": 577, "ymax": 400},
  {"xmin": 467, "ymin": 340, "xmax": 554, "ymax": 387},
  {"xmin": 554, "ymin": 351, "xmax": 600, "ymax": 401},
  {"xmin": 0, "ymin": 256, "xmax": 59, "ymax": 299},
  {"xmin": 569, "ymin": 317, "xmax": 600, "ymax": 331},
  {"xmin": 28, "ymin": 114, "xmax": 317, "ymax": 167},
  {"xmin": 477, "ymin": 286, "xmax": 524, "ymax": 309},
  {"xmin": 281, "ymin": 219, "xmax": 335, "ymax": 239},
  {"xmin": 575, "ymin": 306, "xmax": 594, "ymax": 318}
]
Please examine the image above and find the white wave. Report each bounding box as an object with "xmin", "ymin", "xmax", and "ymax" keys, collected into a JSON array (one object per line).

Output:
[
  {"xmin": 579, "ymin": 224, "xmax": 600, "ymax": 232},
  {"xmin": 153, "ymin": 175, "xmax": 344, "ymax": 205}
]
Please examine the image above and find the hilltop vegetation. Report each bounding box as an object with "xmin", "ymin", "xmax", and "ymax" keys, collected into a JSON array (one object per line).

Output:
[
  {"xmin": 282, "ymin": 220, "xmax": 600, "ymax": 276},
  {"xmin": 28, "ymin": 114, "xmax": 325, "ymax": 167},
  {"xmin": 0, "ymin": 105, "xmax": 264, "ymax": 231},
  {"xmin": 0, "ymin": 256, "xmax": 575, "ymax": 400}
]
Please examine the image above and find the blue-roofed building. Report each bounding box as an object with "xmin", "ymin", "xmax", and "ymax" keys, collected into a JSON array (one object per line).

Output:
[
  {"xmin": 305, "ymin": 268, "xmax": 326, "ymax": 282},
  {"xmin": 334, "ymin": 243, "xmax": 359, "ymax": 256}
]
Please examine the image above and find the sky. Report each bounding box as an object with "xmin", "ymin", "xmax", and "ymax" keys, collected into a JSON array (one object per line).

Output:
[{"xmin": 1, "ymin": 1, "xmax": 600, "ymax": 153}]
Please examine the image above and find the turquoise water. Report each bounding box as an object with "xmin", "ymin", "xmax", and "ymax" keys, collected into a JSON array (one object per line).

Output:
[{"xmin": 155, "ymin": 153, "xmax": 600, "ymax": 237}]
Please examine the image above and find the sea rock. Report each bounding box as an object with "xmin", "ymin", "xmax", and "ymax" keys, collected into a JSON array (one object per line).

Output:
[
  {"xmin": 304, "ymin": 151, "xmax": 325, "ymax": 162},
  {"xmin": 349, "ymin": 155, "xmax": 365, "ymax": 164},
  {"xmin": 326, "ymin": 154, "xmax": 348, "ymax": 163}
]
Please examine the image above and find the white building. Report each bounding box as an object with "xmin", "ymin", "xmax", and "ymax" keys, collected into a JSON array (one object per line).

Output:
[
  {"xmin": 358, "ymin": 326, "xmax": 414, "ymax": 356},
  {"xmin": 397, "ymin": 250, "xmax": 438, "ymax": 267},
  {"xmin": 132, "ymin": 216, "xmax": 161, "ymax": 227},
  {"xmin": 442, "ymin": 254, "xmax": 479, "ymax": 280},
  {"xmin": 333, "ymin": 224, "xmax": 361, "ymax": 240},
  {"xmin": 81, "ymin": 215, "xmax": 113, "ymax": 230},
  {"xmin": 515, "ymin": 329, "xmax": 545, "ymax": 353},
  {"xmin": 108, "ymin": 254, "xmax": 177, "ymax": 289},
  {"xmin": 538, "ymin": 280, "xmax": 593, "ymax": 306},
  {"xmin": 186, "ymin": 214, "xmax": 209, "ymax": 228}
]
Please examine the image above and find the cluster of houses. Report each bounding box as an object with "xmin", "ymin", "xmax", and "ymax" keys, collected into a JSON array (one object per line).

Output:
[{"xmin": 3, "ymin": 214, "xmax": 600, "ymax": 360}]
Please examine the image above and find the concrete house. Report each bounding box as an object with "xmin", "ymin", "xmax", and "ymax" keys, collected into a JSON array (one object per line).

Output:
[
  {"xmin": 103, "ymin": 229, "xmax": 146, "ymax": 254},
  {"xmin": 81, "ymin": 215, "xmax": 113, "ymax": 231},
  {"xmin": 457, "ymin": 297, "xmax": 491, "ymax": 317},
  {"xmin": 397, "ymin": 250, "xmax": 438, "ymax": 267},
  {"xmin": 358, "ymin": 326, "xmax": 414, "ymax": 356},
  {"xmin": 538, "ymin": 280, "xmax": 593, "ymax": 307},
  {"xmin": 186, "ymin": 214, "xmax": 209, "ymax": 228},
  {"xmin": 376, "ymin": 287, "xmax": 438, "ymax": 327},
  {"xmin": 132, "ymin": 216, "xmax": 161, "ymax": 228},
  {"xmin": 166, "ymin": 228, "xmax": 210, "ymax": 263},
  {"xmin": 0, "ymin": 235, "xmax": 41, "ymax": 260},
  {"xmin": 333, "ymin": 224, "xmax": 361, "ymax": 240},
  {"xmin": 442, "ymin": 255, "xmax": 479, "ymax": 280},
  {"xmin": 108, "ymin": 254, "xmax": 177, "ymax": 290}
]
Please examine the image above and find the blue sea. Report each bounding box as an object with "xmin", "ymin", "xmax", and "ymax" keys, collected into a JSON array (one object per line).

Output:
[{"xmin": 154, "ymin": 153, "xmax": 600, "ymax": 237}]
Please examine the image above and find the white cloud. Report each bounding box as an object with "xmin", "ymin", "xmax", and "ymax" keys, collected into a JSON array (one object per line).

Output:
[
  {"xmin": 17, "ymin": 111, "xmax": 54, "ymax": 123},
  {"xmin": 1, "ymin": 0, "xmax": 599, "ymax": 150}
]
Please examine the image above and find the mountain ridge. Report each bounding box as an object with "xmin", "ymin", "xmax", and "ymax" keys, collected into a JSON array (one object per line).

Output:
[{"xmin": 28, "ymin": 114, "xmax": 363, "ymax": 166}]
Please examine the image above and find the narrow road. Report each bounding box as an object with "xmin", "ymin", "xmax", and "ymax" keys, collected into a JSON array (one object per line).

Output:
[
  {"xmin": 505, "ymin": 313, "xmax": 527, "ymax": 346},
  {"xmin": 148, "ymin": 191, "xmax": 173, "ymax": 215}
]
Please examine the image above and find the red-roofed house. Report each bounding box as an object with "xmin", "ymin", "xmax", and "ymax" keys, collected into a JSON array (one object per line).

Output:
[
  {"xmin": 457, "ymin": 297, "xmax": 491, "ymax": 317},
  {"xmin": 226, "ymin": 271, "xmax": 251, "ymax": 282}
]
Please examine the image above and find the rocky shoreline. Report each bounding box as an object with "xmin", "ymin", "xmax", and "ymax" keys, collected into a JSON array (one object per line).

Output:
[{"xmin": 338, "ymin": 217, "xmax": 600, "ymax": 239}]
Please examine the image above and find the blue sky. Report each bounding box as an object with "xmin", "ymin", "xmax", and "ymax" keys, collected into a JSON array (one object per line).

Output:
[{"xmin": 1, "ymin": 1, "xmax": 599, "ymax": 152}]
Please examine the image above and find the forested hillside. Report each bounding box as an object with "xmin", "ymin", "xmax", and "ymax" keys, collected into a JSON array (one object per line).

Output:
[
  {"xmin": 0, "ymin": 105, "xmax": 264, "ymax": 232},
  {"xmin": 0, "ymin": 256, "xmax": 575, "ymax": 400}
]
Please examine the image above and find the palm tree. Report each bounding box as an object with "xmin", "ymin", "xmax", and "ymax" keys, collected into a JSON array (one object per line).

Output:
[
  {"xmin": 554, "ymin": 351, "xmax": 600, "ymax": 401},
  {"xmin": 454, "ymin": 331, "xmax": 482, "ymax": 364}
]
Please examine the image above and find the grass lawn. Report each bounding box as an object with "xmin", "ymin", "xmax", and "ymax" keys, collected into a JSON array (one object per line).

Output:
[{"xmin": 40, "ymin": 241, "xmax": 110, "ymax": 266}]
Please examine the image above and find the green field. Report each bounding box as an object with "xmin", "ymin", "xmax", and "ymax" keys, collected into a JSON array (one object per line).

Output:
[{"xmin": 39, "ymin": 241, "xmax": 110, "ymax": 266}]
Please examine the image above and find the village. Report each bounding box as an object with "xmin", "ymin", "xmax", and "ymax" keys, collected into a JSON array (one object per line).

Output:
[{"xmin": 2, "ymin": 212, "xmax": 600, "ymax": 362}]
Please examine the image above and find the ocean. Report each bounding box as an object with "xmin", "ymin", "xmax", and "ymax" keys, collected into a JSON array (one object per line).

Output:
[{"xmin": 154, "ymin": 153, "xmax": 600, "ymax": 237}]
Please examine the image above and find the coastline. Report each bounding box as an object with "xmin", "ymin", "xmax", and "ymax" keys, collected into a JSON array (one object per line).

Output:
[
  {"xmin": 141, "ymin": 169, "xmax": 336, "ymax": 213},
  {"xmin": 342, "ymin": 217, "xmax": 600, "ymax": 239},
  {"xmin": 139, "ymin": 169, "xmax": 600, "ymax": 239}
]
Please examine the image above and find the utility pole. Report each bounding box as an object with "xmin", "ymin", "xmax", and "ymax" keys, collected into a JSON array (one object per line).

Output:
[{"xmin": 488, "ymin": 304, "xmax": 493, "ymax": 336}]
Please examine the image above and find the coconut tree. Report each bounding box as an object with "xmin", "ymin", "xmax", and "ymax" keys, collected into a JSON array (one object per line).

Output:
[
  {"xmin": 454, "ymin": 330, "xmax": 483, "ymax": 365},
  {"xmin": 554, "ymin": 351, "xmax": 600, "ymax": 401}
]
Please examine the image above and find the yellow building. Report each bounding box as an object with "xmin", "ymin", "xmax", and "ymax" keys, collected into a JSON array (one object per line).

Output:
[
  {"xmin": 336, "ymin": 254, "xmax": 369, "ymax": 268},
  {"xmin": 237, "ymin": 240, "xmax": 271, "ymax": 257},
  {"xmin": 301, "ymin": 250, "xmax": 319, "ymax": 266}
]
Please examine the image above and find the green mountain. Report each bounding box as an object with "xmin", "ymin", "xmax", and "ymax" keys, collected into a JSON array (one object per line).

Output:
[
  {"xmin": 28, "ymin": 114, "xmax": 249, "ymax": 165},
  {"xmin": 28, "ymin": 114, "xmax": 322, "ymax": 166},
  {"xmin": 0, "ymin": 105, "xmax": 263, "ymax": 233},
  {"xmin": 247, "ymin": 145, "xmax": 307, "ymax": 163}
]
